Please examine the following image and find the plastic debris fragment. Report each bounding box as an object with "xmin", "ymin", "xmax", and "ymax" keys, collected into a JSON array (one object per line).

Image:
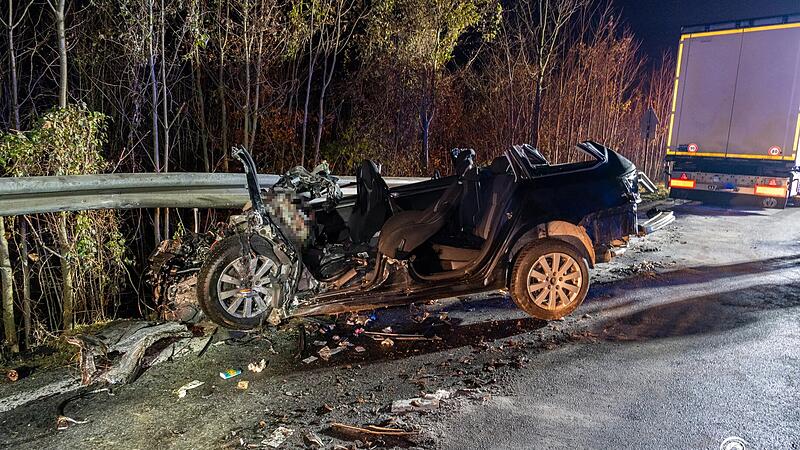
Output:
[
  {"xmin": 175, "ymin": 380, "xmax": 205, "ymax": 398},
  {"xmin": 219, "ymin": 369, "xmax": 242, "ymax": 380}
]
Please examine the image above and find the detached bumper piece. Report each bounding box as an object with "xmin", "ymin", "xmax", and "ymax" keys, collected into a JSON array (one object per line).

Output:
[{"xmin": 638, "ymin": 211, "xmax": 675, "ymax": 235}]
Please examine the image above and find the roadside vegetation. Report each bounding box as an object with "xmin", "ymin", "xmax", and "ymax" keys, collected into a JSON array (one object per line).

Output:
[{"xmin": 0, "ymin": 0, "xmax": 674, "ymax": 356}]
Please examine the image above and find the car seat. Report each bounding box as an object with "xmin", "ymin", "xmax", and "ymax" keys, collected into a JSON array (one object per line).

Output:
[{"xmin": 377, "ymin": 150, "xmax": 475, "ymax": 259}]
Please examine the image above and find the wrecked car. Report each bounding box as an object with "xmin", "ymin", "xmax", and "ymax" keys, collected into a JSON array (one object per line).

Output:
[{"xmin": 194, "ymin": 142, "xmax": 639, "ymax": 329}]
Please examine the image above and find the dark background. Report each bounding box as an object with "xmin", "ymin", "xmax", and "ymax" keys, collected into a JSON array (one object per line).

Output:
[{"xmin": 616, "ymin": 0, "xmax": 800, "ymax": 58}]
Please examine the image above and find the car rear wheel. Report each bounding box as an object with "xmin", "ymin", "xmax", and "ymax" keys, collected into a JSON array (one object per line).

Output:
[
  {"xmin": 510, "ymin": 239, "xmax": 589, "ymax": 320},
  {"xmin": 197, "ymin": 235, "xmax": 278, "ymax": 330}
]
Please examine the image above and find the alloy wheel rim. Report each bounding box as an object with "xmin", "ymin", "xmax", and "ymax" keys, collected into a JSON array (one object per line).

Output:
[
  {"xmin": 217, "ymin": 255, "xmax": 275, "ymax": 319},
  {"xmin": 526, "ymin": 252, "xmax": 582, "ymax": 310}
]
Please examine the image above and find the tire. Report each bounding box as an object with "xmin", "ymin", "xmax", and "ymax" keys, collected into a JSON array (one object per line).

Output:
[
  {"xmin": 760, "ymin": 196, "xmax": 787, "ymax": 209},
  {"xmin": 197, "ymin": 235, "xmax": 279, "ymax": 330},
  {"xmin": 510, "ymin": 239, "xmax": 590, "ymax": 320}
]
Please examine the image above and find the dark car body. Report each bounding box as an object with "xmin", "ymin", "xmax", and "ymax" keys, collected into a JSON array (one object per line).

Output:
[{"xmin": 193, "ymin": 141, "xmax": 639, "ymax": 329}]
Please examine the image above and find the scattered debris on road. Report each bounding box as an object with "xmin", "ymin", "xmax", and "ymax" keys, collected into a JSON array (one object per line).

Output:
[
  {"xmin": 175, "ymin": 380, "xmax": 204, "ymax": 398},
  {"xmin": 55, "ymin": 414, "xmax": 89, "ymax": 431},
  {"xmin": 302, "ymin": 430, "xmax": 324, "ymax": 448},
  {"xmin": 391, "ymin": 389, "xmax": 452, "ymax": 413},
  {"xmin": 5, "ymin": 369, "xmax": 19, "ymax": 382},
  {"xmin": 318, "ymin": 345, "xmax": 345, "ymax": 361},
  {"xmin": 236, "ymin": 380, "xmax": 249, "ymax": 390},
  {"xmin": 609, "ymin": 260, "xmax": 665, "ymax": 276},
  {"xmin": 261, "ymin": 426, "xmax": 294, "ymax": 448},
  {"xmin": 219, "ymin": 369, "xmax": 242, "ymax": 380},
  {"xmin": 247, "ymin": 359, "xmax": 267, "ymax": 373}
]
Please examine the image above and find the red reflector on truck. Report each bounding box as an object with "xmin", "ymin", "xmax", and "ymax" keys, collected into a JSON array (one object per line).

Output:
[
  {"xmin": 754, "ymin": 185, "xmax": 787, "ymax": 198},
  {"xmin": 670, "ymin": 178, "xmax": 696, "ymax": 189}
]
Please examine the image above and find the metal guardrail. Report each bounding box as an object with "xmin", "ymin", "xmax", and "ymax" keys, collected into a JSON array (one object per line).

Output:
[
  {"xmin": 639, "ymin": 211, "xmax": 675, "ymax": 234},
  {"xmin": 0, "ymin": 173, "xmax": 429, "ymax": 216},
  {"xmin": 637, "ymin": 171, "xmax": 658, "ymax": 194}
]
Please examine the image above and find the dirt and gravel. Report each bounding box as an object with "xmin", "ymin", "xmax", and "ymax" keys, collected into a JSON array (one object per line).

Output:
[{"xmin": 1, "ymin": 200, "xmax": 798, "ymax": 449}]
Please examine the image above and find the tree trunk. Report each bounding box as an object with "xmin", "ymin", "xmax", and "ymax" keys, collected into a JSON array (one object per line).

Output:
[
  {"xmin": 56, "ymin": 0, "xmax": 67, "ymax": 108},
  {"xmin": 194, "ymin": 57, "xmax": 209, "ymax": 172},
  {"xmin": 0, "ymin": 217, "xmax": 18, "ymax": 352},
  {"xmin": 8, "ymin": 1, "xmax": 21, "ymax": 129},
  {"xmin": 301, "ymin": 53, "xmax": 315, "ymax": 167},
  {"xmin": 217, "ymin": 0, "xmax": 229, "ymax": 171},
  {"xmin": 160, "ymin": 0, "xmax": 170, "ymax": 240},
  {"xmin": 300, "ymin": 12, "xmax": 318, "ymax": 167},
  {"xmin": 148, "ymin": 0, "xmax": 161, "ymax": 242},
  {"xmin": 420, "ymin": 114, "xmax": 431, "ymax": 170},
  {"xmin": 53, "ymin": 0, "xmax": 73, "ymax": 331},
  {"xmin": 419, "ymin": 70, "xmax": 435, "ymax": 170},
  {"xmin": 242, "ymin": 6, "xmax": 251, "ymax": 149},
  {"xmin": 313, "ymin": 56, "xmax": 331, "ymax": 166},
  {"xmin": 7, "ymin": 4, "xmax": 27, "ymax": 349},
  {"xmin": 56, "ymin": 213, "xmax": 73, "ymax": 331},
  {"xmin": 249, "ymin": 29, "xmax": 264, "ymax": 154},
  {"xmin": 20, "ymin": 221, "xmax": 31, "ymax": 348},
  {"xmin": 219, "ymin": 76, "xmax": 228, "ymax": 171},
  {"xmin": 530, "ymin": 80, "xmax": 543, "ymax": 147}
]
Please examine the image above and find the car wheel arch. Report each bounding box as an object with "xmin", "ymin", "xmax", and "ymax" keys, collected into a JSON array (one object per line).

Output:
[{"xmin": 508, "ymin": 220, "xmax": 596, "ymax": 270}]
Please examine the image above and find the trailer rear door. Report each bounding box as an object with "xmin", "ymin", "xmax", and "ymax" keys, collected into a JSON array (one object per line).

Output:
[
  {"xmin": 672, "ymin": 33, "xmax": 743, "ymax": 155},
  {"xmin": 726, "ymin": 26, "xmax": 800, "ymax": 162}
]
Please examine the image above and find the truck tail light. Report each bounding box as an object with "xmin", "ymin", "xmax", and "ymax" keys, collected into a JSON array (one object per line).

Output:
[
  {"xmin": 754, "ymin": 184, "xmax": 787, "ymax": 198},
  {"xmin": 669, "ymin": 178, "xmax": 696, "ymax": 189}
]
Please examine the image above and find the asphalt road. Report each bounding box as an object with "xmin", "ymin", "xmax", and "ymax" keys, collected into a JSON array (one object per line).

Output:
[
  {"xmin": 1, "ymin": 201, "xmax": 798, "ymax": 449},
  {"xmin": 438, "ymin": 202, "xmax": 800, "ymax": 450}
]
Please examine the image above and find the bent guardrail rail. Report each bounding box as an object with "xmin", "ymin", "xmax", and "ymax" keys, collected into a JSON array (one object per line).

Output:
[
  {"xmin": 637, "ymin": 171, "xmax": 658, "ymax": 194},
  {"xmin": 638, "ymin": 211, "xmax": 675, "ymax": 235},
  {"xmin": 0, "ymin": 173, "xmax": 428, "ymax": 216}
]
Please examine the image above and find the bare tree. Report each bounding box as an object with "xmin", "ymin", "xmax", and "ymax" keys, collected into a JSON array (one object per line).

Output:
[
  {"xmin": 43, "ymin": 0, "xmax": 70, "ymax": 108},
  {"xmin": 296, "ymin": 0, "xmax": 323, "ymax": 166},
  {"xmin": 148, "ymin": 0, "xmax": 162, "ymax": 243},
  {"xmin": 515, "ymin": 0, "xmax": 587, "ymax": 147},
  {"xmin": 312, "ymin": 0, "xmax": 363, "ymax": 165},
  {"xmin": 1, "ymin": 0, "xmax": 34, "ymax": 352},
  {"xmin": 215, "ymin": 0, "xmax": 232, "ymax": 170},
  {"xmin": 47, "ymin": 0, "xmax": 75, "ymax": 330}
]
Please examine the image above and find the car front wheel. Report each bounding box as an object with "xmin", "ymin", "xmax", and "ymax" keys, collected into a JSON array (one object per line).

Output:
[
  {"xmin": 197, "ymin": 235, "xmax": 279, "ymax": 330},
  {"xmin": 510, "ymin": 239, "xmax": 590, "ymax": 320}
]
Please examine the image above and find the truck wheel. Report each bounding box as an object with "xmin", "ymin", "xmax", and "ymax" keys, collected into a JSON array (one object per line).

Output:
[
  {"xmin": 760, "ymin": 197, "xmax": 785, "ymax": 209},
  {"xmin": 197, "ymin": 235, "xmax": 279, "ymax": 330},
  {"xmin": 510, "ymin": 240, "xmax": 590, "ymax": 320}
]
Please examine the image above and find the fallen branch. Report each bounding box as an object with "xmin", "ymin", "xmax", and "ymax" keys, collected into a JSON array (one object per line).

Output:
[
  {"xmin": 330, "ymin": 422, "xmax": 418, "ymax": 437},
  {"xmin": 363, "ymin": 331, "xmax": 441, "ymax": 341}
]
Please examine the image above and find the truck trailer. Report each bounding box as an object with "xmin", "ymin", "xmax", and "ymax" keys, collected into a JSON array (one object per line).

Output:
[{"xmin": 665, "ymin": 14, "xmax": 800, "ymax": 208}]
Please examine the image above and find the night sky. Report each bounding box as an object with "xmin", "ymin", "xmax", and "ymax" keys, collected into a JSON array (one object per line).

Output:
[{"xmin": 615, "ymin": 0, "xmax": 800, "ymax": 59}]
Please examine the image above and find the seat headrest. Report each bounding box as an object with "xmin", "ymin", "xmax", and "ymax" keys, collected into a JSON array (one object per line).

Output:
[
  {"xmin": 452, "ymin": 149, "xmax": 475, "ymax": 179},
  {"xmin": 489, "ymin": 156, "xmax": 511, "ymax": 175}
]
